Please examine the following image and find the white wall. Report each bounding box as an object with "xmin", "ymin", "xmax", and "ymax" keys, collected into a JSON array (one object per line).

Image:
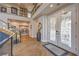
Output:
[
  {"xmin": 0, "ymin": 12, "xmax": 30, "ymax": 29},
  {"xmin": 32, "ymin": 16, "xmax": 48, "ymax": 42},
  {"xmin": 41, "ymin": 16, "xmax": 48, "ymax": 42},
  {"xmin": 30, "ymin": 19, "xmax": 36, "ymax": 38}
]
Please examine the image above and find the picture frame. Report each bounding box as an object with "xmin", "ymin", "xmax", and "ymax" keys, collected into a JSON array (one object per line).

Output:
[
  {"xmin": 0, "ymin": 7, "xmax": 7, "ymax": 13},
  {"xmin": 11, "ymin": 7, "xmax": 18, "ymax": 15}
]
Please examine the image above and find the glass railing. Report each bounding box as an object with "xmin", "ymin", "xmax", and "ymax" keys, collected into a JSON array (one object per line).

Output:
[
  {"xmin": 0, "ymin": 19, "xmax": 21, "ymax": 56},
  {"xmin": 0, "ymin": 28, "xmax": 15, "ymax": 56}
]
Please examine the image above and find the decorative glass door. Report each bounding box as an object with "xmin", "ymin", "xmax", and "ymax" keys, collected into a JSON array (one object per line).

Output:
[
  {"xmin": 61, "ymin": 11, "xmax": 71, "ymax": 47},
  {"xmin": 49, "ymin": 17, "xmax": 57, "ymax": 44}
]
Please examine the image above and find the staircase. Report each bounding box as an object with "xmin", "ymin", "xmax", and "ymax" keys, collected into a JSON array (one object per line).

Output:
[{"xmin": 0, "ymin": 19, "xmax": 21, "ymax": 44}]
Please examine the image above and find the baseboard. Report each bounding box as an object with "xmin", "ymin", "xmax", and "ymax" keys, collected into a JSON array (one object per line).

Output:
[{"xmin": 41, "ymin": 40, "xmax": 48, "ymax": 42}]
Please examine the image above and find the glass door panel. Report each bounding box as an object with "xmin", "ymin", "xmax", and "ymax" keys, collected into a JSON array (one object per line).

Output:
[
  {"xmin": 61, "ymin": 11, "xmax": 71, "ymax": 47},
  {"xmin": 49, "ymin": 17, "xmax": 57, "ymax": 44}
]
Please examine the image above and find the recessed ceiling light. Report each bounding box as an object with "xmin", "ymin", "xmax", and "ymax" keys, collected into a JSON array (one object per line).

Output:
[{"xmin": 50, "ymin": 4, "xmax": 54, "ymax": 8}]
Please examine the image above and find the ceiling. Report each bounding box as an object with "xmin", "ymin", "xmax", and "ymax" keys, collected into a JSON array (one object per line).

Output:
[
  {"xmin": 11, "ymin": 3, "xmax": 35, "ymax": 12},
  {"xmin": 32, "ymin": 3, "xmax": 72, "ymax": 19},
  {"xmin": 0, "ymin": 3, "xmax": 37, "ymax": 12},
  {"xmin": 41, "ymin": 3, "xmax": 68, "ymax": 15}
]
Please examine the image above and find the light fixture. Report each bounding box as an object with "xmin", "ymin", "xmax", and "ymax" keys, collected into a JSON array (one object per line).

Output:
[
  {"xmin": 27, "ymin": 12, "xmax": 31, "ymax": 18},
  {"xmin": 50, "ymin": 4, "xmax": 54, "ymax": 8},
  {"xmin": 3, "ymin": 27, "xmax": 6, "ymax": 29}
]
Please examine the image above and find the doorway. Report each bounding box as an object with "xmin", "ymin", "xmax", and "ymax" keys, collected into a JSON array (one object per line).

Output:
[{"xmin": 8, "ymin": 19, "xmax": 30, "ymax": 43}]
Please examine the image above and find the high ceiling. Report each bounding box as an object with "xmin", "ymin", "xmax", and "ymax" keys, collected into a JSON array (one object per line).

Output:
[
  {"xmin": 10, "ymin": 3, "xmax": 35, "ymax": 12},
  {"xmin": 0, "ymin": 3, "xmax": 38, "ymax": 12},
  {"xmin": 32, "ymin": 3, "xmax": 71, "ymax": 19}
]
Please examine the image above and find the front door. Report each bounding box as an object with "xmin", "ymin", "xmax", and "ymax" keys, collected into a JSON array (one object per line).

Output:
[{"xmin": 48, "ymin": 16, "xmax": 57, "ymax": 45}]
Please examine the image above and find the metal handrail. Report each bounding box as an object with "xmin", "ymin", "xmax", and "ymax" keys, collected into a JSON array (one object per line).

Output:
[
  {"xmin": 0, "ymin": 19, "xmax": 8, "ymax": 24},
  {"xmin": 0, "ymin": 19, "xmax": 23, "ymax": 43},
  {"xmin": 0, "ymin": 19, "xmax": 20, "ymax": 31}
]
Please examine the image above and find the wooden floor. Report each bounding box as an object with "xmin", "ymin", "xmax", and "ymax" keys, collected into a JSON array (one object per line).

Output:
[{"xmin": 13, "ymin": 35, "xmax": 53, "ymax": 56}]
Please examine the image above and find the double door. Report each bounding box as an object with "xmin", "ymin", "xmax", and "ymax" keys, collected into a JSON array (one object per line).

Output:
[{"xmin": 48, "ymin": 10, "xmax": 76, "ymax": 54}]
